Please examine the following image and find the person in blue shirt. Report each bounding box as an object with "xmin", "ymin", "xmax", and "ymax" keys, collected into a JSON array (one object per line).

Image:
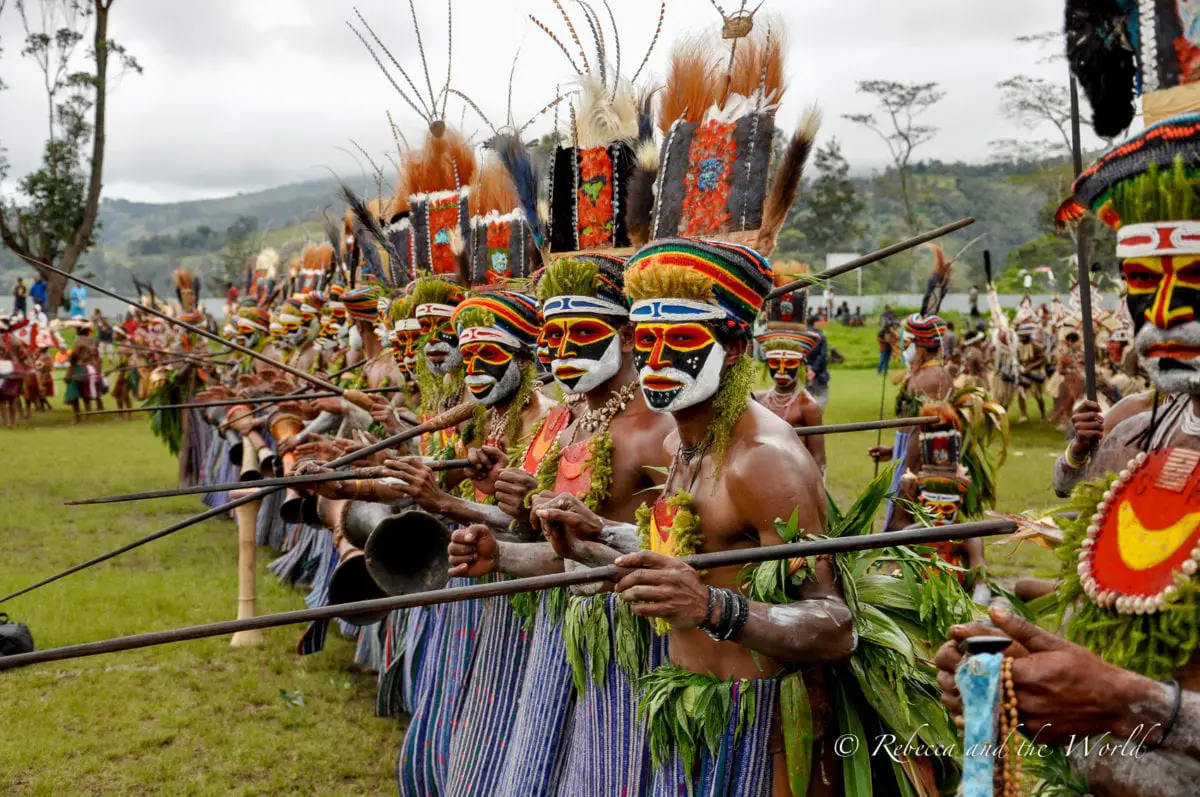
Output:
[
  {"xmin": 68, "ymin": 284, "xmax": 87, "ymax": 318},
  {"xmin": 29, "ymin": 277, "xmax": 48, "ymax": 312}
]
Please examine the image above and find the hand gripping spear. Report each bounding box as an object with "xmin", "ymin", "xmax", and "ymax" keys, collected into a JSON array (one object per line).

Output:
[
  {"xmin": 0, "ymin": 519, "xmax": 1015, "ymax": 671},
  {"xmin": 0, "ymin": 401, "xmax": 477, "ymax": 605}
]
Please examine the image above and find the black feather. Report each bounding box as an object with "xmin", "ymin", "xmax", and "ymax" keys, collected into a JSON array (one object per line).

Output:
[
  {"xmin": 491, "ymin": 133, "xmax": 543, "ymax": 247},
  {"xmin": 983, "ymin": 250, "xmax": 993, "ymax": 286},
  {"xmin": 625, "ymin": 155, "xmax": 657, "ymax": 247},
  {"xmin": 338, "ymin": 182, "xmax": 401, "ymax": 287},
  {"xmin": 637, "ymin": 91, "xmax": 654, "ymax": 144},
  {"xmin": 354, "ymin": 225, "xmax": 387, "ymax": 286},
  {"xmin": 321, "ymin": 211, "xmax": 343, "ymax": 269},
  {"xmin": 1065, "ymin": 0, "xmax": 1137, "ymax": 139}
]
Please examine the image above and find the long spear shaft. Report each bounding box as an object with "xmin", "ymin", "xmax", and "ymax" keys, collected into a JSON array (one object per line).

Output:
[
  {"xmin": 116, "ymin": 341, "xmax": 232, "ymax": 360},
  {"xmin": 0, "ymin": 402, "xmax": 475, "ymax": 605},
  {"xmin": 32, "ymin": 260, "xmax": 344, "ymax": 394},
  {"xmin": 795, "ymin": 416, "xmax": 936, "ymax": 438},
  {"xmin": 64, "ymin": 460, "xmax": 473, "ymax": 506},
  {"xmin": 0, "ymin": 519, "xmax": 1015, "ymax": 671},
  {"xmin": 216, "ymin": 353, "xmax": 387, "ymax": 429},
  {"xmin": 80, "ymin": 385, "xmax": 406, "ymax": 416},
  {"xmin": 1068, "ymin": 75, "xmax": 1097, "ymax": 402},
  {"xmin": 766, "ymin": 218, "xmax": 976, "ymax": 300}
]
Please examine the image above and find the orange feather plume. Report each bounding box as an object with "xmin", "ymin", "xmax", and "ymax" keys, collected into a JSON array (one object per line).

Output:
[
  {"xmin": 468, "ymin": 158, "xmax": 519, "ymax": 218},
  {"xmin": 725, "ymin": 26, "xmax": 785, "ymax": 104},
  {"xmin": 400, "ymin": 128, "xmax": 478, "ymax": 197},
  {"xmin": 919, "ymin": 400, "xmax": 961, "ymax": 430},
  {"xmin": 658, "ymin": 40, "xmax": 719, "ymax": 133}
]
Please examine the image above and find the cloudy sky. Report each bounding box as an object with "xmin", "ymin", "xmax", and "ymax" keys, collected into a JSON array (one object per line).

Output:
[{"xmin": 0, "ymin": 0, "xmax": 1102, "ymax": 204}]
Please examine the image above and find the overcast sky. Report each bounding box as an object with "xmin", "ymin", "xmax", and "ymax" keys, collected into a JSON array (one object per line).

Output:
[{"xmin": 0, "ymin": 0, "xmax": 1104, "ymax": 204}]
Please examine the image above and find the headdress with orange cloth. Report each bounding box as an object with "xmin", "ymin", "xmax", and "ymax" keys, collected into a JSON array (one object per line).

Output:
[{"xmin": 630, "ymin": 11, "xmax": 819, "ymax": 258}]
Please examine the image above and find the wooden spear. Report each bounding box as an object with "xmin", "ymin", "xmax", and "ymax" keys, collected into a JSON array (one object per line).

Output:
[
  {"xmin": 766, "ymin": 217, "xmax": 976, "ymax": 300},
  {"xmin": 63, "ymin": 460, "xmax": 473, "ymax": 505},
  {"xmin": 0, "ymin": 519, "xmax": 1015, "ymax": 671},
  {"xmin": 793, "ymin": 416, "xmax": 937, "ymax": 437}
]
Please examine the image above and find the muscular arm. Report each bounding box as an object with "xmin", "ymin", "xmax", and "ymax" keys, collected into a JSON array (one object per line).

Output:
[
  {"xmin": 736, "ymin": 558, "xmax": 857, "ymax": 664},
  {"xmin": 727, "ymin": 437, "xmax": 855, "ymax": 664},
  {"xmin": 431, "ymin": 493, "xmax": 522, "ymax": 535}
]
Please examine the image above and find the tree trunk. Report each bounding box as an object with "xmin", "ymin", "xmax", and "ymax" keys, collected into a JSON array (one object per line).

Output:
[
  {"xmin": 897, "ymin": 168, "xmax": 920, "ymax": 293},
  {"xmin": 45, "ymin": 270, "xmax": 68, "ymax": 318},
  {"xmin": 56, "ymin": 0, "xmax": 111, "ymax": 288}
]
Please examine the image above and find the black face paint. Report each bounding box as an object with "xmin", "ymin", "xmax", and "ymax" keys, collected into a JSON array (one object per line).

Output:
[
  {"xmin": 461, "ymin": 341, "xmax": 519, "ymax": 406},
  {"xmin": 543, "ymin": 315, "xmax": 623, "ymax": 394},
  {"xmin": 633, "ymin": 322, "xmax": 724, "ymax": 413}
]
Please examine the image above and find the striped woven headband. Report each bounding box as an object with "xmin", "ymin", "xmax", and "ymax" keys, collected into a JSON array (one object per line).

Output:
[
  {"xmin": 342, "ymin": 289, "xmax": 379, "ymax": 321},
  {"xmin": 903, "ymin": 313, "xmax": 947, "ymax": 343},
  {"xmin": 543, "ymin": 295, "xmax": 629, "ymax": 318},
  {"xmin": 452, "ymin": 292, "xmax": 541, "ymax": 349},
  {"xmin": 1056, "ymin": 113, "xmax": 1200, "ymax": 230},
  {"xmin": 630, "ymin": 298, "xmax": 725, "ymax": 323}
]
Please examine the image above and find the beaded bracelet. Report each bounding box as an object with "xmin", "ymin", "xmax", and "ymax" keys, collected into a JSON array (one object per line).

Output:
[{"xmin": 699, "ymin": 586, "xmax": 718, "ymax": 630}]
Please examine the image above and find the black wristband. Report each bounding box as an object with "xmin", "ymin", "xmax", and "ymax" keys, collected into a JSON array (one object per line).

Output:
[
  {"xmin": 1145, "ymin": 680, "xmax": 1183, "ymax": 752},
  {"xmin": 699, "ymin": 586, "xmax": 718, "ymax": 631},
  {"xmin": 703, "ymin": 588, "xmax": 733, "ymax": 641},
  {"xmin": 727, "ymin": 592, "xmax": 750, "ymax": 641}
]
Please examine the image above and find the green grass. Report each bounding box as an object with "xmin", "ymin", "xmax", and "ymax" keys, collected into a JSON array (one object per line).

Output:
[
  {"xmin": 0, "ymin": 401, "xmax": 401, "ymax": 796},
  {"xmin": 0, "ymin": 369, "xmax": 1062, "ymax": 794}
]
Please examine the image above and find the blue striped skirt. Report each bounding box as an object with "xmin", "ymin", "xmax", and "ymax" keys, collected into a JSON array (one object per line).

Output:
[
  {"xmin": 647, "ymin": 676, "xmax": 782, "ymax": 797},
  {"xmin": 558, "ymin": 593, "xmax": 667, "ymax": 797},
  {"xmin": 444, "ymin": 593, "xmax": 533, "ymax": 796},
  {"xmin": 494, "ymin": 590, "xmax": 576, "ymax": 796}
]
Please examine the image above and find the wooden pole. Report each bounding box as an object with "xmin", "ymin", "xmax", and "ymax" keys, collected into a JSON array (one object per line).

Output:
[
  {"xmin": 0, "ymin": 519, "xmax": 1016, "ymax": 671},
  {"xmin": 766, "ymin": 218, "xmax": 976, "ymax": 300},
  {"xmin": 30, "ymin": 259, "xmax": 345, "ymax": 394},
  {"xmin": 64, "ymin": 461, "xmax": 472, "ymax": 506},
  {"xmin": 229, "ymin": 442, "xmax": 265, "ymax": 647},
  {"xmin": 1069, "ymin": 75, "xmax": 1097, "ymax": 402}
]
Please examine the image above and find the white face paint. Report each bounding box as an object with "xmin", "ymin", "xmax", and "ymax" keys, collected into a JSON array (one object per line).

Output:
[
  {"xmin": 465, "ymin": 359, "xmax": 521, "ymax": 406},
  {"xmin": 553, "ymin": 335, "xmax": 622, "ymax": 395},
  {"xmin": 638, "ymin": 341, "xmax": 725, "ymax": 414},
  {"xmin": 902, "ymin": 343, "xmax": 917, "ymax": 367},
  {"xmin": 1136, "ymin": 320, "xmax": 1200, "ymax": 394},
  {"xmin": 424, "ymin": 340, "xmax": 463, "ymax": 377},
  {"xmin": 348, "ymin": 324, "xmax": 363, "ymax": 352}
]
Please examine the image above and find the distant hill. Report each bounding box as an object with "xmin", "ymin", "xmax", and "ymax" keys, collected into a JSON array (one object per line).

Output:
[{"xmin": 1, "ymin": 158, "xmax": 1078, "ymax": 299}]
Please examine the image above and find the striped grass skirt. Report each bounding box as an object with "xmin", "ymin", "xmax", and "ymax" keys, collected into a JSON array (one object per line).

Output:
[
  {"xmin": 397, "ymin": 577, "xmax": 483, "ymax": 797},
  {"xmin": 200, "ymin": 429, "xmax": 237, "ymax": 510},
  {"xmin": 646, "ymin": 674, "xmax": 782, "ymax": 797},
  {"xmin": 557, "ymin": 593, "xmax": 667, "ymax": 797},
  {"xmin": 494, "ymin": 589, "xmax": 576, "ymax": 796},
  {"xmin": 444, "ymin": 592, "xmax": 533, "ymax": 796}
]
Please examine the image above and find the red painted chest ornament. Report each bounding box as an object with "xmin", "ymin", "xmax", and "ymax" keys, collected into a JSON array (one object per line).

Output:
[
  {"xmin": 649, "ymin": 496, "xmax": 678, "ymax": 555},
  {"xmin": 1078, "ymin": 448, "xmax": 1200, "ymax": 614},
  {"xmin": 554, "ymin": 439, "xmax": 593, "ymax": 497},
  {"xmin": 521, "ymin": 405, "xmax": 572, "ymax": 475}
]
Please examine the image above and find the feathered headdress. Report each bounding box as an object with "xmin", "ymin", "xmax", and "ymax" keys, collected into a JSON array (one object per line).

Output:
[
  {"xmin": 644, "ymin": 16, "xmax": 817, "ymax": 255},
  {"xmin": 532, "ymin": 0, "xmax": 667, "ymax": 253}
]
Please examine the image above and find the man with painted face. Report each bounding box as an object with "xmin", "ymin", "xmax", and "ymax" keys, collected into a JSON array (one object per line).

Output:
[
  {"xmin": 753, "ymin": 329, "xmax": 825, "ymax": 472},
  {"xmin": 517, "ymin": 238, "xmax": 854, "ymax": 796},
  {"xmin": 445, "ymin": 254, "xmax": 673, "ymax": 796},
  {"xmin": 1015, "ymin": 320, "xmax": 1048, "ymax": 423},
  {"xmin": 935, "ymin": 69, "xmax": 1200, "ymax": 789}
]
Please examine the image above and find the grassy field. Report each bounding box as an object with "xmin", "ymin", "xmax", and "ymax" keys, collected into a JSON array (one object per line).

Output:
[{"xmin": 0, "ymin": 368, "xmax": 1063, "ymax": 795}]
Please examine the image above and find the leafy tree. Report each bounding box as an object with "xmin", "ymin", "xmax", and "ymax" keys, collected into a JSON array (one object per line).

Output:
[
  {"xmin": 844, "ymin": 80, "xmax": 944, "ymax": 291},
  {"xmin": 795, "ymin": 139, "xmax": 866, "ymax": 259},
  {"xmin": 219, "ymin": 215, "xmax": 260, "ymax": 285},
  {"xmin": 0, "ymin": 0, "xmax": 141, "ymax": 312},
  {"xmin": 844, "ymin": 80, "xmax": 945, "ymax": 238}
]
